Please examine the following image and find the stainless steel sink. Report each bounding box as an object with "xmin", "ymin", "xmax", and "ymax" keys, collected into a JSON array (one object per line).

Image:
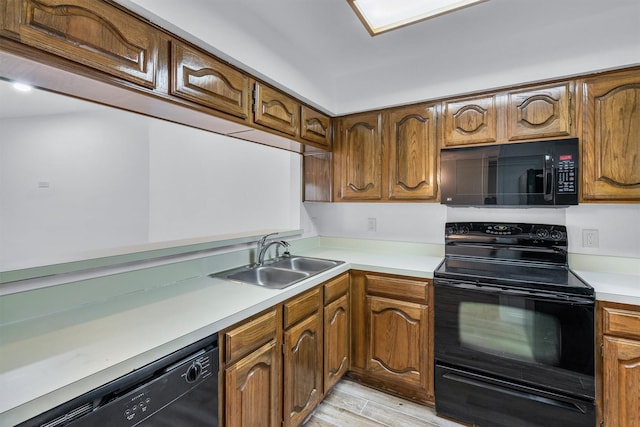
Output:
[
  {"xmin": 266, "ymin": 256, "xmax": 341, "ymax": 273},
  {"xmin": 214, "ymin": 256, "xmax": 344, "ymax": 289}
]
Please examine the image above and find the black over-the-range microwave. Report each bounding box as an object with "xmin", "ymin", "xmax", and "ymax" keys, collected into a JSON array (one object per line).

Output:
[{"xmin": 440, "ymin": 138, "xmax": 579, "ymax": 207}]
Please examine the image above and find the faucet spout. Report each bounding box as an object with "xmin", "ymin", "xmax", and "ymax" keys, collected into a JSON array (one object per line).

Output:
[{"xmin": 258, "ymin": 240, "xmax": 289, "ymax": 266}]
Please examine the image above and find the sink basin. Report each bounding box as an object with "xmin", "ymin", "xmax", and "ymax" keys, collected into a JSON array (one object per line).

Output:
[
  {"xmin": 224, "ymin": 266, "xmax": 310, "ymax": 289},
  {"xmin": 267, "ymin": 256, "xmax": 341, "ymax": 273},
  {"xmin": 215, "ymin": 256, "xmax": 344, "ymax": 289}
]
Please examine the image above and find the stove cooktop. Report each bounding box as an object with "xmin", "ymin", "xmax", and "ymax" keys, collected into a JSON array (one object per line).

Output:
[{"xmin": 434, "ymin": 257, "xmax": 594, "ymax": 297}]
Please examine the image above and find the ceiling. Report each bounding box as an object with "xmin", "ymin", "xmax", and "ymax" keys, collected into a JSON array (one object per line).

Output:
[{"xmin": 123, "ymin": 0, "xmax": 640, "ymax": 115}]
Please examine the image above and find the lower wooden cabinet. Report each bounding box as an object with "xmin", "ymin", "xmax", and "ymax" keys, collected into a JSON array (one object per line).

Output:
[
  {"xmin": 599, "ymin": 301, "xmax": 640, "ymax": 427},
  {"xmin": 323, "ymin": 273, "xmax": 350, "ymax": 392},
  {"xmin": 350, "ymin": 270, "xmax": 433, "ymax": 403},
  {"xmin": 222, "ymin": 308, "xmax": 282, "ymax": 427},
  {"xmin": 225, "ymin": 340, "xmax": 282, "ymax": 427},
  {"xmin": 283, "ymin": 288, "xmax": 323, "ymax": 427},
  {"xmin": 222, "ymin": 273, "xmax": 350, "ymax": 427}
]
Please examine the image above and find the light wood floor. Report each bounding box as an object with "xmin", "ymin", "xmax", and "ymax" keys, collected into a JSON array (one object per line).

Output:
[{"xmin": 303, "ymin": 379, "xmax": 466, "ymax": 427}]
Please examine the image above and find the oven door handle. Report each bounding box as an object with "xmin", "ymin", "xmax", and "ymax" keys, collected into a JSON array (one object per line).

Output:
[
  {"xmin": 436, "ymin": 280, "xmax": 594, "ymax": 305},
  {"xmin": 442, "ymin": 371, "xmax": 589, "ymax": 414}
]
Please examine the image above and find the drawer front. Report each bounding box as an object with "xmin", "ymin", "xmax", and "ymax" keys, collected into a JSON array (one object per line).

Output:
[
  {"xmin": 366, "ymin": 274, "xmax": 429, "ymax": 304},
  {"xmin": 603, "ymin": 306, "xmax": 640, "ymax": 340},
  {"xmin": 324, "ymin": 273, "xmax": 349, "ymax": 305},
  {"xmin": 224, "ymin": 309, "xmax": 278, "ymax": 364},
  {"xmin": 284, "ymin": 287, "xmax": 321, "ymax": 329}
]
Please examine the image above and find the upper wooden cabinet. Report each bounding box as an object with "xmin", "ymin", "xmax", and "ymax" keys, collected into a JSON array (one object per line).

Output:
[
  {"xmin": 0, "ymin": 0, "xmax": 162, "ymax": 88},
  {"xmin": 334, "ymin": 112, "xmax": 383, "ymax": 200},
  {"xmin": 301, "ymin": 106, "xmax": 332, "ymax": 149},
  {"xmin": 253, "ymin": 81, "xmax": 300, "ymax": 137},
  {"xmin": 387, "ymin": 104, "xmax": 438, "ymax": 200},
  {"xmin": 443, "ymin": 83, "xmax": 574, "ymax": 147},
  {"xmin": 507, "ymin": 83, "xmax": 572, "ymax": 141},
  {"xmin": 443, "ymin": 94, "xmax": 498, "ymax": 146},
  {"xmin": 582, "ymin": 69, "xmax": 640, "ymax": 201},
  {"xmin": 170, "ymin": 41, "xmax": 250, "ymax": 120}
]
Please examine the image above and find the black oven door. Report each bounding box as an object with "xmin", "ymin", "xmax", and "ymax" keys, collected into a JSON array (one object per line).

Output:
[{"xmin": 434, "ymin": 279, "xmax": 594, "ymax": 399}]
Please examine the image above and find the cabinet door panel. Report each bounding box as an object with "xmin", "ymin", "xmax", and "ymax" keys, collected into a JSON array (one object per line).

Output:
[
  {"xmin": 3, "ymin": 0, "xmax": 161, "ymax": 88},
  {"xmin": 583, "ymin": 70, "xmax": 640, "ymax": 200},
  {"xmin": 335, "ymin": 113, "xmax": 382, "ymax": 200},
  {"xmin": 603, "ymin": 336, "xmax": 640, "ymax": 427},
  {"xmin": 254, "ymin": 82, "xmax": 300, "ymax": 136},
  {"xmin": 283, "ymin": 313, "xmax": 323, "ymax": 427},
  {"xmin": 388, "ymin": 104, "xmax": 438, "ymax": 199},
  {"xmin": 324, "ymin": 293, "xmax": 349, "ymax": 393},
  {"xmin": 366, "ymin": 295, "xmax": 428, "ymax": 390},
  {"xmin": 301, "ymin": 106, "xmax": 331, "ymax": 148},
  {"xmin": 170, "ymin": 41, "xmax": 249, "ymax": 119},
  {"xmin": 508, "ymin": 83, "xmax": 572, "ymax": 141},
  {"xmin": 444, "ymin": 95, "xmax": 497, "ymax": 146},
  {"xmin": 225, "ymin": 340, "xmax": 281, "ymax": 427}
]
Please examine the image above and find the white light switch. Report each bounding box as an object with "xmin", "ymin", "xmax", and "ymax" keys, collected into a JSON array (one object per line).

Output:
[{"xmin": 582, "ymin": 229, "xmax": 599, "ymax": 248}]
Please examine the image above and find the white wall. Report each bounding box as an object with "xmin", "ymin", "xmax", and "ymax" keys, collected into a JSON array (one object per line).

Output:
[
  {"xmin": 1, "ymin": 107, "xmax": 302, "ymax": 271},
  {"xmin": 304, "ymin": 202, "xmax": 640, "ymax": 258}
]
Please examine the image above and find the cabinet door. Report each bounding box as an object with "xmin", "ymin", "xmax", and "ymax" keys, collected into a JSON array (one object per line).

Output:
[
  {"xmin": 254, "ymin": 82, "xmax": 300, "ymax": 136},
  {"xmin": 225, "ymin": 340, "xmax": 281, "ymax": 427},
  {"xmin": 1, "ymin": 0, "xmax": 161, "ymax": 88},
  {"xmin": 301, "ymin": 106, "xmax": 332, "ymax": 148},
  {"xmin": 334, "ymin": 113, "xmax": 383, "ymax": 200},
  {"xmin": 387, "ymin": 104, "xmax": 438, "ymax": 200},
  {"xmin": 304, "ymin": 150, "xmax": 332, "ymax": 202},
  {"xmin": 324, "ymin": 293, "xmax": 349, "ymax": 393},
  {"xmin": 443, "ymin": 94, "xmax": 497, "ymax": 146},
  {"xmin": 283, "ymin": 312, "xmax": 323, "ymax": 427},
  {"xmin": 603, "ymin": 336, "xmax": 640, "ymax": 427},
  {"xmin": 507, "ymin": 82, "xmax": 573, "ymax": 141},
  {"xmin": 582, "ymin": 70, "xmax": 640, "ymax": 201},
  {"xmin": 170, "ymin": 41, "xmax": 250, "ymax": 119},
  {"xmin": 366, "ymin": 295, "xmax": 429, "ymax": 393}
]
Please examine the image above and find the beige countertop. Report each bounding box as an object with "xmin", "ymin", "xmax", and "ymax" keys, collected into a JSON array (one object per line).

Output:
[{"xmin": 0, "ymin": 238, "xmax": 637, "ymax": 426}]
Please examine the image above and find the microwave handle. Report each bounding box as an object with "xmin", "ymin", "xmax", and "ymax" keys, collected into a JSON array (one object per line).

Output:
[{"xmin": 543, "ymin": 154, "xmax": 554, "ymax": 201}]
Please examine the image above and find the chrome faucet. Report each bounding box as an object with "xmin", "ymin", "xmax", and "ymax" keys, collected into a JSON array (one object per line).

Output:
[
  {"xmin": 256, "ymin": 235, "xmax": 290, "ymax": 266},
  {"xmin": 256, "ymin": 233, "xmax": 278, "ymax": 262}
]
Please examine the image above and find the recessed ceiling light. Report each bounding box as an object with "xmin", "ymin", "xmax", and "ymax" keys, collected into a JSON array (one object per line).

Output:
[
  {"xmin": 348, "ymin": 0, "xmax": 488, "ymax": 36},
  {"xmin": 12, "ymin": 82, "xmax": 33, "ymax": 92}
]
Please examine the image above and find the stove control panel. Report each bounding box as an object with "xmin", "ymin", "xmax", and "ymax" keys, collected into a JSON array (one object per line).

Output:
[{"xmin": 445, "ymin": 222, "xmax": 567, "ymax": 242}]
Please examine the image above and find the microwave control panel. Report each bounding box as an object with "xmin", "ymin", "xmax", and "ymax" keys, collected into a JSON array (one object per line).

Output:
[{"xmin": 556, "ymin": 154, "xmax": 576, "ymax": 194}]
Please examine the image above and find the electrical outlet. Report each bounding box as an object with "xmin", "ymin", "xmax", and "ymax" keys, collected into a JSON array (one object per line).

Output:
[
  {"xmin": 582, "ymin": 229, "xmax": 599, "ymax": 248},
  {"xmin": 367, "ymin": 217, "xmax": 377, "ymax": 232}
]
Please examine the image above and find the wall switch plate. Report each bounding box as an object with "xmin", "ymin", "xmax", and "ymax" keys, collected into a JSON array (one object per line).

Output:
[
  {"xmin": 367, "ymin": 217, "xmax": 377, "ymax": 232},
  {"xmin": 582, "ymin": 229, "xmax": 599, "ymax": 248}
]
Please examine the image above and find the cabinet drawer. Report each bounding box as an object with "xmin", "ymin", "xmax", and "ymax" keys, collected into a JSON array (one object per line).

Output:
[
  {"xmin": 224, "ymin": 309, "xmax": 278, "ymax": 364},
  {"xmin": 603, "ymin": 306, "xmax": 640, "ymax": 340},
  {"xmin": 366, "ymin": 274, "xmax": 429, "ymax": 304},
  {"xmin": 324, "ymin": 273, "xmax": 349, "ymax": 305},
  {"xmin": 284, "ymin": 287, "xmax": 321, "ymax": 329}
]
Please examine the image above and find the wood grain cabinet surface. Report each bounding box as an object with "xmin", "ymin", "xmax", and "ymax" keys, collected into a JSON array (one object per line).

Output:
[
  {"xmin": 222, "ymin": 309, "xmax": 282, "ymax": 427},
  {"xmin": 599, "ymin": 302, "xmax": 640, "ymax": 427},
  {"xmin": 350, "ymin": 271, "xmax": 433, "ymax": 403},
  {"xmin": 253, "ymin": 81, "xmax": 300, "ymax": 137},
  {"xmin": 323, "ymin": 273, "xmax": 350, "ymax": 393},
  {"xmin": 386, "ymin": 104, "xmax": 438, "ymax": 200},
  {"xmin": 333, "ymin": 112, "xmax": 383, "ymax": 200},
  {"xmin": 582, "ymin": 69, "xmax": 640, "ymax": 201},
  {"xmin": 283, "ymin": 288, "xmax": 323, "ymax": 427},
  {"xmin": 443, "ymin": 94, "xmax": 498, "ymax": 146},
  {"xmin": 0, "ymin": 0, "xmax": 162, "ymax": 88},
  {"xmin": 170, "ymin": 40, "xmax": 250, "ymax": 120},
  {"xmin": 507, "ymin": 82, "xmax": 573, "ymax": 141},
  {"xmin": 301, "ymin": 106, "xmax": 332, "ymax": 149}
]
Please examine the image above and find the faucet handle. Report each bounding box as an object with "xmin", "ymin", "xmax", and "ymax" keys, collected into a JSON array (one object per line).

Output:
[{"xmin": 258, "ymin": 232, "xmax": 278, "ymax": 246}]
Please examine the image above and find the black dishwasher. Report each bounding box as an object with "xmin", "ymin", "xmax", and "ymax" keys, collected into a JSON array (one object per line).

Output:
[{"xmin": 19, "ymin": 334, "xmax": 218, "ymax": 427}]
